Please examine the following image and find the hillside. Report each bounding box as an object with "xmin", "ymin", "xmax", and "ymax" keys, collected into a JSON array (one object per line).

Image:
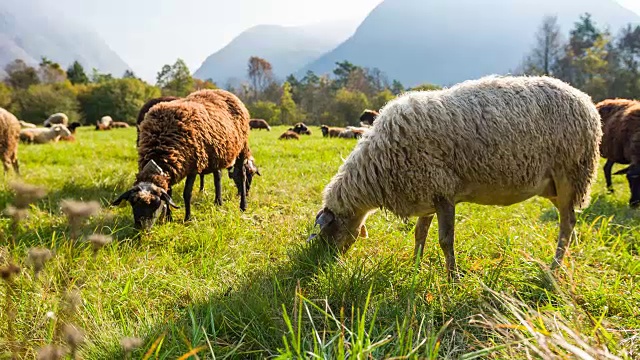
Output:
[
  {"xmin": 0, "ymin": 0, "xmax": 130, "ymax": 78},
  {"xmin": 301, "ymin": 0, "xmax": 640, "ymax": 86},
  {"xmin": 193, "ymin": 21, "xmax": 357, "ymax": 85}
]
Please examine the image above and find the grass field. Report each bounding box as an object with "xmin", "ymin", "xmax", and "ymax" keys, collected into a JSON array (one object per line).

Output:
[{"xmin": 0, "ymin": 125, "xmax": 639, "ymax": 359}]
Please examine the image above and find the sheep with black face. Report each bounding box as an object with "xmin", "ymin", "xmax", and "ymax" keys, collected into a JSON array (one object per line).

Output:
[{"xmin": 111, "ymin": 89, "xmax": 253, "ymax": 229}]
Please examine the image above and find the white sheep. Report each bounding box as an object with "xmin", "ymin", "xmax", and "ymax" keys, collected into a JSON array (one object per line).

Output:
[
  {"xmin": 19, "ymin": 120, "xmax": 37, "ymax": 128},
  {"xmin": 310, "ymin": 75, "xmax": 602, "ymax": 277},
  {"xmin": 20, "ymin": 124, "xmax": 72, "ymax": 144},
  {"xmin": 43, "ymin": 113, "xmax": 69, "ymax": 127}
]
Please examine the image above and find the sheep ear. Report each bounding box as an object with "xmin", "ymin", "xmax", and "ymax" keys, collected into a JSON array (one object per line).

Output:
[
  {"xmin": 359, "ymin": 224, "xmax": 368, "ymax": 239},
  {"xmin": 614, "ymin": 166, "xmax": 630, "ymax": 175},
  {"xmin": 142, "ymin": 160, "xmax": 164, "ymax": 176},
  {"xmin": 160, "ymin": 189, "xmax": 180, "ymax": 209},
  {"xmin": 111, "ymin": 189, "xmax": 134, "ymax": 207}
]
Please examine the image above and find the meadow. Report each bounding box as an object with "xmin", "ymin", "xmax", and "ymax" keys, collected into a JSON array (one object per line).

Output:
[{"xmin": 0, "ymin": 125, "xmax": 639, "ymax": 359}]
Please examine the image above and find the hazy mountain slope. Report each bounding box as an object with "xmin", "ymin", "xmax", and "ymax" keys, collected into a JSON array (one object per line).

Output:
[
  {"xmin": 0, "ymin": 0, "xmax": 130, "ymax": 77},
  {"xmin": 194, "ymin": 21, "xmax": 358, "ymax": 85},
  {"xmin": 301, "ymin": 0, "xmax": 640, "ymax": 86}
]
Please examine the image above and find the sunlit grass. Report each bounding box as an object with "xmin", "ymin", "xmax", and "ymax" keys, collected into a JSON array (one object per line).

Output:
[{"xmin": 0, "ymin": 125, "xmax": 638, "ymax": 358}]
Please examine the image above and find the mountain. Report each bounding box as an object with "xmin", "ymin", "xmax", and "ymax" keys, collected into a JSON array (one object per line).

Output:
[
  {"xmin": 300, "ymin": 0, "xmax": 640, "ymax": 87},
  {"xmin": 0, "ymin": 0, "xmax": 130, "ymax": 78},
  {"xmin": 193, "ymin": 21, "xmax": 358, "ymax": 85}
]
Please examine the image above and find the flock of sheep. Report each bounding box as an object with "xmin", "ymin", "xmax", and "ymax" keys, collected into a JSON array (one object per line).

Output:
[{"xmin": 1, "ymin": 74, "xmax": 639, "ymax": 277}]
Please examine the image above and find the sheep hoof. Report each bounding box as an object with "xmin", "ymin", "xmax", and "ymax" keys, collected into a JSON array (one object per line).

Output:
[
  {"xmin": 448, "ymin": 268, "xmax": 465, "ymax": 282},
  {"xmin": 607, "ymin": 188, "xmax": 614, "ymax": 194},
  {"xmin": 215, "ymin": 199, "xmax": 223, "ymax": 206}
]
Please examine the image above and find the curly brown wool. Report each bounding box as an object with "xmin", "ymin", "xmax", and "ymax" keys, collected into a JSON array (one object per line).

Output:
[
  {"xmin": 595, "ymin": 98, "xmax": 640, "ymax": 206},
  {"xmin": 136, "ymin": 96, "xmax": 179, "ymax": 146},
  {"xmin": 0, "ymin": 107, "xmax": 21, "ymax": 175}
]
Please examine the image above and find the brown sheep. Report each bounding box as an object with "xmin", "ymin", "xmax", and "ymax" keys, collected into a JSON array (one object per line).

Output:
[
  {"xmin": 0, "ymin": 107, "xmax": 20, "ymax": 175},
  {"xmin": 110, "ymin": 122, "xmax": 130, "ymax": 128},
  {"xmin": 291, "ymin": 122, "xmax": 311, "ymax": 135},
  {"xmin": 320, "ymin": 125, "xmax": 346, "ymax": 138},
  {"xmin": 112, "ymin": 89, "xmax": 253, "ymax": 229},
  {"xmin": 136, "ymin": 96, "xmax": 179, "ymax": 146},
  {"xmin": 596, "ymin": 98, "xmax": 640, "ymax": 207},
  {"xmin": 279, "ymin": 130, "xmax": 300, "ymax": 140},
  {"xmin": 60, "ymin": 134, "xmax": 76, "ymax": 142},
  {"xmin": 19, "ymin": 132, "xmax": 35, "ymax": 144},
  {"xmin": 359, "ymin": 109, "xmax": 379, "ymax": 126},
  {"xmin": 249, "ymin": 119, "xmax": 271, "ymax": 131},
  {"xmin": 95, "ymin": 122, "xmax": 111, "ymax": 131}
]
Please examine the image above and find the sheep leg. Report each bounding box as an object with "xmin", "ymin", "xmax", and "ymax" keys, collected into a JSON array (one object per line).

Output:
[
  {"xmin": 12, "ymin": 158, "xmax": 19, "ymax": 176},
  {"xmin": 551, "ymin": 204, "xmax": 576, "ymax": 270},
  {"xmin": 166, "ymin": 188, "xmax": 173, "ymax": 222},
  {"xmin": 232, "ymin": 155, "xmax": 247, "ymax": 212},
  {"xmin": 435, "ymin": 198, "xmax": 458, "ymax": 279},
  {"xmin": 604, "ymin": 159, "xmax": 614, "ymax": 193},
  {"xmin": 213, "ymin": 170, "xmax": 223, "ymax": 206},
  {"xmin": 199, "ymin": 173, "xmax": 205, "ymax": 193},
  {"xmin": 183, "ymin": 174, "xmax": 197, "ymax": 222},
  {"xmin": 414, "ymin": 215, "xmax": 434, "ymax": 261}
]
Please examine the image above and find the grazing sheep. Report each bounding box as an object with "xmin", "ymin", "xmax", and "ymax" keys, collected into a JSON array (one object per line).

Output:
[
  {"xmin": 68, "ymin": 122, "xmax": 82, "ymax": 134},
  {"xmin": 320, "ymin": 125, "xmax": 345, "ymax": 138},
  {"xmin": 279, "ymin": 130, "xmax": 300, "ymax": 140},
  {"xmin": 291, "ymin": 122, "xmax": 311, "ymax": 135},
  {"xmin": 19, "ymin": 120, "xmax": 36, "ymax": 128},
  {"xmin": 111, "ymin": 121, "xmax": 130, "ymax": 128},
  {"xmin": 43, "ymin": 113, "xmax": 69, "ymax": 127},
  {"xmin": 249, "ymin": 119, "xmax": 271, "ymax": 131},
  {"xmin": 337, "ymin": 128, "xmax": 366, "ymax": 139},
  {"xmin": 0, "ymin": 107, "xmax": 20, "ymax": 175},
  {"xmin": 95, "ymin": 122, "xmax": 111, "ymax": 131},
  {"xmin": 136, "ymin": 96, "xmax": 180, "ymax": 146},
  {"xmin": 99, "ymin": 116, "xmax": 113, "ymax": 127},
  {"xmin": 309, "ymin": 75, "xmax": 602, "ymax": 277},
  {"xmin": 359, "ymin": 109, "xmax": 379, "ymax": 126},
  {"xmin": 595, "ymin": 98, "xmax": 640, "ymax": 207},
  {"xmin": 20, "ymin": 125, "xmax": 72, "ymax": 144},
  {"xmin": 111, "ymin": 89, "xmax": 253, "ymax": 229}
]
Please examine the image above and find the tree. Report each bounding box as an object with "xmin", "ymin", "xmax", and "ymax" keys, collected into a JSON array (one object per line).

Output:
[
  {"xmin": 38, "ymin": 57, "xmax": 66, "ymax": 84},
  {"xmin": 66, "ymin": 61, "xmax": 89, "ymax": 84},
  {"xmin": 371, "ymin": 89, "xmax": 395, "ymax": 111},
  {"xmin": 91, "ymin": 68, "xmax": 114, "ymax": 83},
  {"xmin": 332, "ymin": 61, "xmax": 358, "ymax": 89},
  {"xmin": 12, "ymin": 81, "xmax": 80, "ymax": 123},
  {"xmin": 411, "ymin": 83, "xmax": 442, "ymax": 91},
  {"xmin": 390, "ymin": 80, "xmax": 405, "ymax": 95},
  {"xmin": 279, "ymin": 81, "xmax": 299, "ymax": 124},
  {"xmin": 614, "ymin": 25, "xmax": 640, "ymax": 97},
  {"xmin": 0, "ymin": 83, "xmax": 12, "ymax": 109},
  {"xmin": 123, "ymin": 69, "xmax": 138, "ymax": 79},
  {"xmin": 248, "ymin": 101, "xmax": 280, "ymax": 124},
  {"xmin": 333, "ymin": 88, "xmax": 369, "ymax": 126},
  {"xmin": 78, "ymin": 78, "xmax": 161, "ymax": 124},
  {"xmin": 521, "ymin": 15, "xmax": 563, "ymax": 75},
  {"xmin": 156, "ymin": 59, "xmax": 194, "ymax": 97},
  {"xmin": 4, "ymin": 59, "xmax": 40, "ymax": 89},
  {"xmin": 247, "ymin": 56, "xmax": 274, "ymax": 101},
  {"xmin": 193, "ymin": 78, "xmax": 217, "ymax": 90}
]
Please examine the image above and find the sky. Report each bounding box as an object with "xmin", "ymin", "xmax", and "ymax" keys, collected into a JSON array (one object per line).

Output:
[
  {"xmin": 46, "ymin": 0, "xmax": 384, "ymax": 82},
  {"xmin": 37, "ymin": 0, "xmax": 640, "ymax": 82}
]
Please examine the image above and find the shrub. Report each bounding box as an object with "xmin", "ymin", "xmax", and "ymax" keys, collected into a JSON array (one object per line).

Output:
[{"xmin": 12, "ymin": 81, "xmax": 80, "ymax": 123}]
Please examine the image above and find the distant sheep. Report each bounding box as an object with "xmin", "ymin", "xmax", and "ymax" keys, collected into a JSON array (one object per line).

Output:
[
  {"xmin": 112, "ymin": 89, "xmax": 254, "ymax": 229},
  {"xmin": 249, "ymin": 119, "xmax": 271, "ymax": 131},
  {"xmin": 68, "ymin": 122, "xmax": 82, "ymax": 134},
  {"xmin": 19, "ymin": 120, "xmax": 36, "ymax": 128},
  {"xmin": 20, "ymin": 124, "xmax": 72, "ymax": 144},
  {"xmin": 111, "ymin": 122, "xmax": 130, "ymax": 128},
  {"xmin": 95, "ymin": 123, "xmax": 111, "ymax": 131},
  {"xmin": 0, "ymin": 107, "xmax": 21, "ymax": 175},
  {"xmin": 320, "ymin": 125, "xmax": 345, "ymax": 138},
  {"xmin": 60, "ymin": 134, "xmax": 76, "ymax": 142},
  {"xmin": 44, "ymin": 113, "xmax": 69, "ymax": 127},
  {"xmin": 279, "ymin": 130, "xmax": 300, "ymax": 140},
  {"xmin": 309, "ymin": 75, "xmax": 602, "ymax": 277},
  {"xmin": 595, "ymin": 98, "xmax": 640, "ymax": 207},
  {"xmin": 136, "ymin": 96, "xmax": 179, "ymax": 146},
  {"xmin": 359, "ymin": 109, "xmax": 379, "ymax": 126},
  {"xmin": 291, "ymin": 122, "xmax": 311, "ymax": 135},
  {"xmin": 99, "ymin": 116, "xmax": 113, "ymax": 127}
]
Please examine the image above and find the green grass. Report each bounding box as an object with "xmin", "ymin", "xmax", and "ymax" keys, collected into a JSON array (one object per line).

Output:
[{"xmin": 1, "ymin": 125, "xmax": 639, "ymax": 359}]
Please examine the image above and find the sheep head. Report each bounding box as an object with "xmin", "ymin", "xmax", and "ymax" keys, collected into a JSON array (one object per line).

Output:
[
  {"xmin": 228, "ymin": 156, "xmax": 261, "ymax": 195},
  {"xmin": 614, "ymin": 164, "xmax": 640, "ymax": 208},
  {"xmin": 111, "ymin": 160, "xmax": 179, "ymax": 229},
  {"xmin": 308, "ymin": 207, "xmax": 368, "ymax": 252},
  {"xmin": 52, "ymin": 125, "xmax": 71, "ymax": 138}
]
